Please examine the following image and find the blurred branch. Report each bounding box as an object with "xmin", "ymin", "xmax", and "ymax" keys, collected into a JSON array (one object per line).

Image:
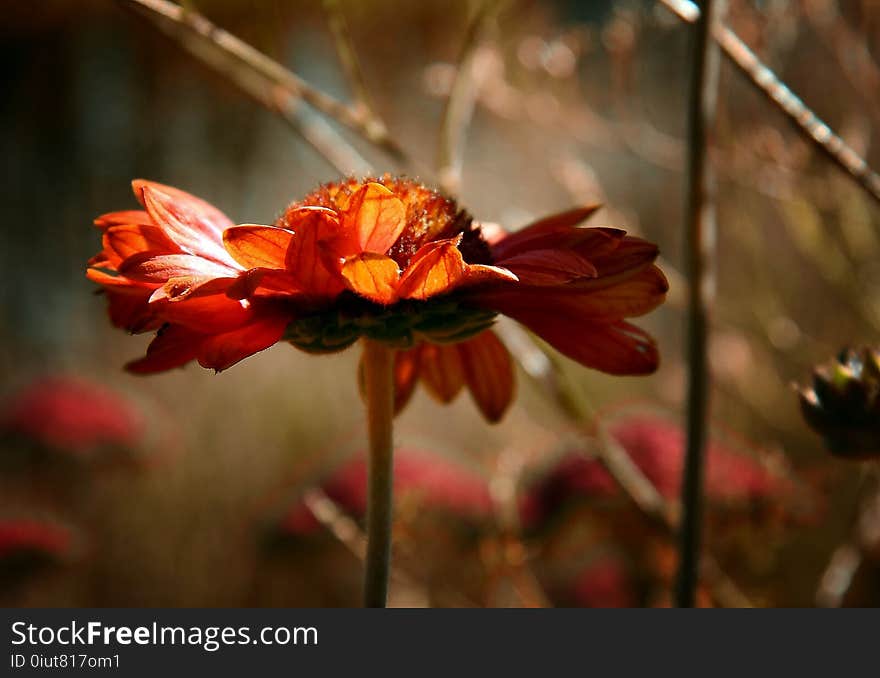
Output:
[
  {"xmin": 171, "ymin": 27, "xmax": 372, "ymax": 175},
  {"xmin": 322, "ymin": 0, "xmax": 377, "ymax": 122},
  {"xmin": 437, "ymin": 0, "xmax": 504, "ymax": 195},
  {"xmin": 303, "ymin": 488, "xmax": 478, "ymax": 607},
  {"xmin": 120, "ymin": 0, "xmax": 408, "ymax": 167},
  {"xmin": 815, "ymin": 469, "xmax": 879, "ymax": 607},
  {"xmin": 801, "ymin": 0, "xmax": 880, "ymax": 128},
  {"xmin": 815, "ymin": 542, "xmax": 861, "ymax": 607},
  {"xmin": 676, "ymin": 0, "xmax": 721, "ymax": 609},
  {"xmin": 496, "ymin": 321, "xmax": 754, "ymax": 608},
  {"xmin": 659, "ymin": 0, "xmax": 880, "ymax": 207}
]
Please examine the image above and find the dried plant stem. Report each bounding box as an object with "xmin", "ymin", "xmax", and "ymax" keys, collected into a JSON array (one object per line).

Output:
[
  {"xmin": 158, "ymin": 24, "xmax": 371, "ymax": 176},
  {"xmin": 815, "ymin": 468, "xmax": 878, "ymax": 607},
  {"xmin": 675, "ymin": 0, "xmax": 721, "ymax": 609},
  {"xmin": 660, "ymin": 0, "xmax": 880, "ymax": 206},
  {"xmin": 322, "ymin": 0, "xmax": 375, "ymax": 120},
  {"xmin": 120, "ymin": 0, "xmax": 409, "ymax": 165},
  {"xmin": 361, "ymin": 339, "xmax": 395, "ymax": 608},
  {"xmin": 437, "ymin": 0, "xmax": 503, "ymax": 195}
]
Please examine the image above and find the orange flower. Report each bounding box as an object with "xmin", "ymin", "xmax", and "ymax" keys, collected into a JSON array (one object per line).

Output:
[{"xmin": 87, "ymin": 176, "xmax": 667, "ymax": 421}]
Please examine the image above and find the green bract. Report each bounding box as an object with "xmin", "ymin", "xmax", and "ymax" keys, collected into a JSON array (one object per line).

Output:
[{"xmin": 284, "ymin": 298, "xmax": 497, "ymax": 353}]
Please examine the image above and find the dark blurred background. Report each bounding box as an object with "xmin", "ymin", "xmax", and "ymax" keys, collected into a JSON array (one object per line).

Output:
[{"xmin": 2, "ymin": 0, "xmax": 879, "ymax": 607}]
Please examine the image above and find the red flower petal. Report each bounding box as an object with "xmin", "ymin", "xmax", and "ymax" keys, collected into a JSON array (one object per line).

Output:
[
  {"xmin": 569, "ymin": 266, "xmax": 668, "ymax": 318},
  {"xmin": 196, "ymin": 314, "xmax": 289, "ymax": 372},
  {"xmin": 86, "ymin": 268, "xmax": 153, "ymax": 292},
  {"xmin": 126, "ymin": 325, "xmax": 205, "ymax": 374},
  {"xmin": 105, "ymin": 224, "xmax": 179, "ymax": 261},
  {"xmin": 566, "ymin": 227, "xmax": 628, "ymax": 260},
  {"xmin": 393, "ymin": 346, "xmax": 422, "ymax": 414},
  {"xmin": 419, "ymin": 342, "xmax": 465, "ymax": 402},
  {"xmin": 340, "ymin": 253, "xmax": 401, "ymax": 305},
  {"xmin": 223, "ymin": 225, "xmax": 294, "ymax": 269},
  {"xmin": 94, "ymin": 210, "xmax": 152, "ymax": 230},
  {"xmin": 476, "ymin": 266, "xmax": 668, "ymax": 320},
  {"xmin": 513, "ymin": 314, "xmax": 660, "ymax": 375},
  {"xmin": 154, "ymin": 294, "xmax": 254, "ymax": 333},
  {"xmin": 284, "ymin": 210, "xmax": 346, "ymax": 298},
  {"xmin": 148, "ymin": 275, "xmax": 236, "ymax": 303},
  {"xmin": 490, "ymin": 205, "xmax": 603, "ymax": 260},
  {"xmin": 341, "ymin": 182, "xmax": 406, "ymax": 254},
  {"xmin": 457, "ymin": 330, "xmax": 515, "ymax": 422},
  {"xmin": 398, "ymin": 238, "xmax": 517, "ymax": 299},
  {"xmin": 225, "ymin": 268, "xmax": 301, "ymax": 300},
  {"xmin": 105, "ymin": 289, "xmax": 162, "ymax": 333},
  {"xmin": 497, "ymin": 249, "xmax": 598, "ymax": 285},
  {"xmin": 133, "ymin": 180, "xmax": 238, "ymax": 267},
  {"xmin": 397, "ymin": 239, "xmax": 467, "ymax": 300},
  {"xmin": 587, "ymin": 236, "xmax": 660, "ymax": 277},
  {"xmin": 119, "ymin": 253, "xmax": 236, "ymax": 284}
]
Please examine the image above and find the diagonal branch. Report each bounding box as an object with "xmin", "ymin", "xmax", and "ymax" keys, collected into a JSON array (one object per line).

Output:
[
  {"xmin": 120, "ymin": 0, "xmax": 409, "ymax": 166},
  {"xmin": 322, "ymin": 0, "xmax": 379, "ymax": 123},
  {"xmin": 437, "ymin": 0, "xmax": 505, "ymax": 195},
  {"xmin": 660, "ymin": 0, "xmax": 880, "ymax": 206},
  {"xmin": 159, "ymin": 20, "xmax": 372, "ymax": 176}
]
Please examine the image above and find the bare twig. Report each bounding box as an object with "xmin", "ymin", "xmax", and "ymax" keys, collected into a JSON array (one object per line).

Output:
[
  {"xmin": 120, "ymin": 0, "xmax": 409, "ymax": 166},
  {"xmin": 815, "ymin": 469, "xmax": 880, "ymax": 607},
  {"xmin": 659, "ymin": 0, "xmax": 880, "ymax": 206},
  {"xmin": 158, "ymin": 23, "xmax": 372, "ymax": 176},
  {"xmin": 322, "ymin": 0, "xmax": 376, "ymax": 121},
  {"xmin": 437, "ymin": 0, "xmax": 504, "ymax": 195},
  {"xmin": 815, "ymin": 542, "xmax": 862, "ymax": 607},
  {"xmin": 675, "ymin": 0, "xmax": 722, "ymax": 609}
]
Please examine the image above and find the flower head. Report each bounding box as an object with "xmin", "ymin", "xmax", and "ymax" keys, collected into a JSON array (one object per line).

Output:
[
  {"xmin": 1, "ymin": 377, "xmax": 144, "ymax": 458},
  {"xmin": 87, "ymin": 177, "xmax": 667, "ymax": 422},
  {"xmin": 798, "ymin": 346, "xmax": 880, "ymax": 458}
]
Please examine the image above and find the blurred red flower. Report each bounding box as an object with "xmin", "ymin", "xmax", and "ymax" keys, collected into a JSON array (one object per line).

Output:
[
  {"xmin": 87, "ymin": 177, "xmax": 667, "ymax": 421},
  {"xmin": 566, "ymin": 555, "xmax": 636, "ymax": 608},
  {"xmin": 520, "ymin": 413, "xmax": 783, "ymax": 530},
  {"xmin": 0, "ymin": 519, "xmax": 73, "ymax": 563},
  {"xmin": 1, "ymin": 377, "xmax": 143, "ymax": 457},
  {"xmin": 279, "ymin": 449, "xmax": 493, "ymax": 537}
]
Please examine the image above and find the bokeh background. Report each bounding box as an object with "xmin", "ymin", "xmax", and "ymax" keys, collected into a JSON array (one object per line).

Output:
[{"xmin": 2, "ymin": 0, "xmax": 880, "ymax": 607}]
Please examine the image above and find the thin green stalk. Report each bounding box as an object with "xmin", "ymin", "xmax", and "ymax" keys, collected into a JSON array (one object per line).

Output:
[
  {"xmin": 361, "ymin": 339, "xmax": 395, "ymax": 608},
  {"xmin": 676, "ymin": 0, "xmax": 722, "ymax": 608}
]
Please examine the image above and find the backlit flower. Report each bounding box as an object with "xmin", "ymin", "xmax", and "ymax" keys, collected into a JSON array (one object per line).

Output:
[{"xmin": 87, "ymin": 177, "xmax": 667, "ymax": 421}]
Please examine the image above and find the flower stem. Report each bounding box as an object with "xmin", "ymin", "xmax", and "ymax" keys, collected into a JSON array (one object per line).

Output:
[
  {"xmin": 361, "ymin": 338, "xmax": 395, "ymax": 608},
  {"xmin": 676, "ymin": 0, "xmax": 722, "ymax": 608}
]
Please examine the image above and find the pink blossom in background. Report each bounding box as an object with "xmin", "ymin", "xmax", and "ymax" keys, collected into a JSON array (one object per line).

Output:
[
  {"xmin": 0, "ymin": 377, "xmax": 144, "ymax": 457},
  {"xmin": 520, "ymin": 413, "xmax": 784, "ymax": 530},
  {"xmin": 279, "ymin": 449, "xmax": 494, "ymax": 537},
  {"xmin": 0, "ymin": 519, "xmax": 74, "ymax": 563}
]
